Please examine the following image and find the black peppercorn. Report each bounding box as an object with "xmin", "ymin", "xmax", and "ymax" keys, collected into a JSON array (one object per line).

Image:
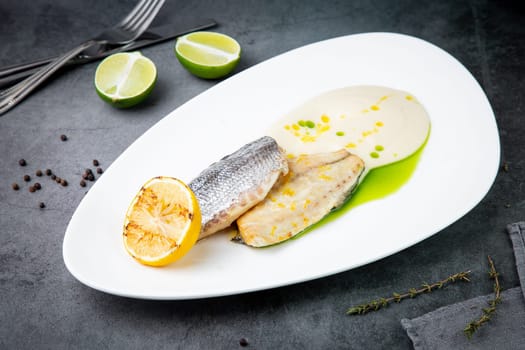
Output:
[
  {"xmin": 19, "ymin": 159, "xmax": 27, "ymax": 166},
  {"xmin": 36, "ymin": 169, "xmax": 43, "ymax": 177},
  {"xmin": 60, "ymin": 134, "xmax": 68, "ymax": 141},
  {"xmin": 23, "ymin": 175, "xmax": 31, "ymax": 182},
  {"xmin": 39, "ymin": 202, "xmax": 45, "ymax": 209},
  {"xmin": 12, "ymin": 183, "xmax": 19, "ymax": 191}
]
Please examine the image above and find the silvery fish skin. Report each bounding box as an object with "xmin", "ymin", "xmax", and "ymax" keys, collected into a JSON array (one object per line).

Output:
[
  {"xmin": 189, "ymin": 136, "xmax": 288, "ymax": 239},
  {"xmin": 237, "ymin": 149, "xmax": 365, "ymax": 247}
]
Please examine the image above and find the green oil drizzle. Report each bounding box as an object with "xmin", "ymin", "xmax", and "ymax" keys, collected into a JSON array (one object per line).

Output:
[
  {"xmin": 346, "ymin": 144, "xmax": 426, "ymax": 211},
  {"xmin": 292, "ymin": 136, "xmax": 428, "ymax": 241}
]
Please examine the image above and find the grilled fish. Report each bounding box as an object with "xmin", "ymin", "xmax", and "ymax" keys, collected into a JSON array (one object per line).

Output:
[
  {"xmin": 189, "ymin": 136, "xmax": 288, "ymax": 239},
  {"xmin": 237, "ymin": 149, "xmax": 365, "ymax": 247}
]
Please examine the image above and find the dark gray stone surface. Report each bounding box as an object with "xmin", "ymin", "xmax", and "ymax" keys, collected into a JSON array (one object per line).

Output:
[{"xmin": 0, "ymin": 0, "xmax": 523, "ymax": 349}]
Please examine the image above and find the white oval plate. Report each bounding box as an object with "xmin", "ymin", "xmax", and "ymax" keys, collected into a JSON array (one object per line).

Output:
[{"xmin": 63, "ymin": 33, "xmax": 499, "ymax": 300}]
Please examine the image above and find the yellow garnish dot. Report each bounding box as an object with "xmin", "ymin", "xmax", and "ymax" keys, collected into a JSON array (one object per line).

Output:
[
  {"xmin": 301, "ymin": 135, "xmax": 316, "ymax": 142},
  {"xmin": 292, "ymin": 124, "xmax": 300, "ymax": 130},
  {"xmin": 375, "ymin": 121, "xmax": 384, "ymax": 127},
  {"xmin": 284, "ymin": 125, "xmax": 290, "ymax": 130},
  {"xmin": 346, "ymin": 142, "xmax": 356, "ymax": 148},
  {"xmin": 290, "ymin": 201, "xmax": 297, "ymax": 211},
  {"xmin": 371, "ymin": 105, "xmax": 380, "ymax": 111},
  {"xmin": 277, "ymin": 202, "xmax": 286, "ymax": 208},
  {"xmin": 319, "ymin": 124, "xmax": 330, "ymax": 132},
  {"xmin": 406, "ymin": 95, "xmax": 414, "ymax": 101},
  {"xmin": 321, "ymin": 114, "xmax": 330, "ymax": 123},
  {"xmin": 286, "ymin": 153, "xmax": 295, "ymax": 159},
  {"xmin": 303, "ymin": 199, "xmax": 311, "ymax": 209},
  {"xmin": 282, "ymin": 187, "xmax": 295, "ymax": 196}
]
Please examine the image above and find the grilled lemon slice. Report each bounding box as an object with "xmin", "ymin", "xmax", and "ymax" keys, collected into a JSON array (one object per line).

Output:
[{"xmin": 123, "ymin": 176, "xmax": 201, "ymax": 267}]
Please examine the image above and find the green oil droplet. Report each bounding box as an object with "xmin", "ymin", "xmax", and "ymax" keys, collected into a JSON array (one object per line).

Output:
[
  {"xmin": 336, "ymin": 131, "xmax": 345, "ymax": 136},
  {"xmin": 370, "ymin": 152, "xmax": 380, "ymax": 158},
  {"xmin": 305, "ymin": 120, "xmax": 315, "ymax": 128},
  {"xmin": 375, "ymin": 145, "xmax": 384, "ymax": 151},
  {"xmin": 298, "ymin": 120, "xmax": 306, "ymax": 127}
]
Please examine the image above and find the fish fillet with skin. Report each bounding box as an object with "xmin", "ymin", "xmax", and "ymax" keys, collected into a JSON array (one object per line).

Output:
[
  {"xmin": 189, "ymin": 136, "xmax": 288, "ymax": 239},
  {"xmin": 237, "ymin": 149, "xmax": 365, "ymax": 247}
]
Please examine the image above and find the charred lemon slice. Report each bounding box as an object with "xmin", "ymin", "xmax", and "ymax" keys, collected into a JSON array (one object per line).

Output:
[{"xmin": 123, "ymin": 176, "xmax": 201, "ymax": 267}]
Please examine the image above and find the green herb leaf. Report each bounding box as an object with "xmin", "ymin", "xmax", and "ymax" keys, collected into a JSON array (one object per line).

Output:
[
  {"xmin": 346, "ymin": 270, "xmax": 471, "ymax": 315},
  {"xmin": 464, "ymin": 256, "xmax": 501, "ymax": 339}
]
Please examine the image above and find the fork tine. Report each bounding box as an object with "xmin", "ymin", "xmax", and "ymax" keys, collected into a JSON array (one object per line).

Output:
[
  {"xmin": 125, "ymin": 0, "xmax": 164, "ymax": 33},
  {"xmin": 118, "ymin": 0, "xmax": 150, "ymax": 28},
  {"xmin": 122, "ymin": 0, "xmax": 155, "ymax": 31}
]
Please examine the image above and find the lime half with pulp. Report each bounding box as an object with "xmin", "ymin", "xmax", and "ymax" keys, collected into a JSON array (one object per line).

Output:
[
  {"xmin": 175, "ymin": 31, "xmax": 241, "ymax": 79},
  {"xmin": 94, "ymin": 52, "xmax": 157, "ymax": 108}
]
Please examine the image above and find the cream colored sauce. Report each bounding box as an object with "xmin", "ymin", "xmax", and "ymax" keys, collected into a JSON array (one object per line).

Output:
[{"xmin": 267, "ymin": 86, "xmax": 430, "ymax": 170}]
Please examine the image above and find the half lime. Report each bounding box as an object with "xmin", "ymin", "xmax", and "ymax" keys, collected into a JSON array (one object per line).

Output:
[
  {"xmin": 175, "ymin": 31, "xmax": 241, "ymax": 79},
  {"xmin": 94, "ymin": 52, "xmax": 157, "ymax": 108}
]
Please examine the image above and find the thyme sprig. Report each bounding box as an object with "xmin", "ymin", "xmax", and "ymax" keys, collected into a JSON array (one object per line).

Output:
[
  {"xmin": 464, "ymin": 256, "xmax": 502, "ymax": 339},
  {"xmin": 347, "ymin": 270, "xmax": 471, "ymax": 315}
]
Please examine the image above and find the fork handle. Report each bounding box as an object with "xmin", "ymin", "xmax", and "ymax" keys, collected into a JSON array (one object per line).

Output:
[
  {"xmin": 0, "ymin": 57, "xmax": 53, "ymax": 79},
  {"xmin": 0, "ymin": 41, "xmax": 95, "ymax": 99},
  {"xmin": 0, "ymin": 40, "xmax": 97, "ymax": 116}
]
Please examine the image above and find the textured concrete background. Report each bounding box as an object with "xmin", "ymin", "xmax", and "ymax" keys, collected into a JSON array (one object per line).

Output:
[{"xmin": 0, "ymin": 0, "xmax": 523, "ymax": 349}]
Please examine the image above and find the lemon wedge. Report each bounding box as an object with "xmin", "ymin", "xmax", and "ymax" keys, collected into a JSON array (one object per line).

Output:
[{"xmin": 123, "ymin": 176, "xmax": 201, "ymax": 267}]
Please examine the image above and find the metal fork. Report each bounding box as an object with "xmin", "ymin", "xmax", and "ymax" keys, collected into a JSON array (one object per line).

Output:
[{"xmin": 0, "ymin": 0, "xmax": 165, "ymax": 115}]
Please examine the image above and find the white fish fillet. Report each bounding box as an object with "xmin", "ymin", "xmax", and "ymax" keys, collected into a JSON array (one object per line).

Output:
[{"xmin": 237, "ymin": 149, "xmax": 365, "ymax": 247}]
